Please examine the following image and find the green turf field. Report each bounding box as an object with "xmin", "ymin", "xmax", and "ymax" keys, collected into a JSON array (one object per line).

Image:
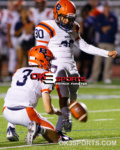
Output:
[{"xmin": 0, "ymin": 79, "xmax": 120, "ymax": 150}]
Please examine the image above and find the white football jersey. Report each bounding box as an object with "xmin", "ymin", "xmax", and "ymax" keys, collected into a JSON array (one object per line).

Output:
[
  {"xmin": 35, "ymin": 20, "xmax": 80, "ymax": 64},
  {"xmin": 29, "ymin": 7, "xmax": 53, "ymax": 26},
  {"xmin": 0, "ymin": 9, "xmax": 8, "ymax": 33},
  {"xmin": 35, "ymin": 20, "xmax": 108, "ymax": 65},
  {"xmin": 4, "ymin": 67, "xmax": 53, "ymax": 108}
]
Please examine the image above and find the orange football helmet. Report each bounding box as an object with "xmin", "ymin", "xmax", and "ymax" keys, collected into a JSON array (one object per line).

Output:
[
  {"xmin": 54, "ymin": 0, "xmax": 76, "ymax": 31},
  {"xmin": 28, "ymin": 45, "xmax": 54, "ymax": 70}
]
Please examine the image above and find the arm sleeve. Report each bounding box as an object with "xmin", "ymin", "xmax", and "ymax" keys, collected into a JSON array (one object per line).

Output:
[
  {"xmin": 79, "ymin": 38, "xmax": 109, "ymax": 57},
  {"xmin": 41, "ymin": 72, "xmax": 54, "ymax": 94},
  {"xmin": 41, "ymin": 82, "xmax": 53, "ymax": 94}
]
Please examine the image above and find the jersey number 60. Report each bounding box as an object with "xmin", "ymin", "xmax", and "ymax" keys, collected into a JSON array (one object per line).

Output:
[{"xmin": 35, "ymin": 29, "xmax": 44, "ymax": 38}]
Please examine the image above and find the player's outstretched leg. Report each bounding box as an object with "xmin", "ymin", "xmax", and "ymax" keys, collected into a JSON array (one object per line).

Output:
[{"xmin": 56, "ymin": 97, "xmax": 73, "ymax": 141}]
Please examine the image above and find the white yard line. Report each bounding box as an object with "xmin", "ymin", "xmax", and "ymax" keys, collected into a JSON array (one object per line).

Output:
[
  {"xmin": 91, "ymin": 119, "xmax": 115, "ymax": 121},
  {"xmin": 77, "ymin": 95, "xmax": 120, "ymax": 100},
  {"xmin": 0, "ymin": 83, "xmax": 120, "ymax": 88},
  {"xmin": 89, "ymin": 109, "xmax": 120, "ymax": 113},
  {"xmin": 0, "ymin": 137, "xmax": 120, "ymax": 149},
  {"xmin": 83, "ymin": 84, "xmax": 120, "ymax": 89},
  {"xmin": 41, "ymin": 109, "xmax": 120, "ymax": 115},
  {"xmin": 1, "ymin": 93, "xmax": 120, "ymax": 99},
  {"xmin": 51, "ymin": 95, "xmax": 120, "ymax": 100}
]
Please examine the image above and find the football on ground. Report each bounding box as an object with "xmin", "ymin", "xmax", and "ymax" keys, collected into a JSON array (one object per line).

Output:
[{"xmin": 68, "ymin": 101, "xmax": 87, "ymax": 122}]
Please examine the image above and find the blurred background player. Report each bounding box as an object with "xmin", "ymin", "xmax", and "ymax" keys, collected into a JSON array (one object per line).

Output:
[
  {"xmin": 35, "ymin": 0, "xmax": 117, "ymax": 140},
  {"xmin": 78, "ymin": 0, "xmax": 104, "ymax": 78},
  {"xmin": 87, "ymin": 3, "xmax": 118, "ymax": 84},
  {"xmin": 15, "ymin": 7, "xmax": 35, "ymax": 69},
  {"xmin": 5, "ymin": 0, "xmax": 26, "ymax": 82},
  {"xmin": 4, "ymin": 45, "xmax": 61, "ymax": 143},
  {"xmin": 29, "ymin": 0, "xmax": 53, "ymax": 26},
  {"xmin": 0, "ymin": 3, "xmax": 9, "ymax": 82}
]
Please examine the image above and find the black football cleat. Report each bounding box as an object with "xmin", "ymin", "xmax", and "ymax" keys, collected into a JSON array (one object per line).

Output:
[
  {"xmin": 7, "ymin": 127, "xmax": 19, "ymax": 141},
  {"xmin": 57, "ymin": 131, "xmax": 73, "ymax": 141}
]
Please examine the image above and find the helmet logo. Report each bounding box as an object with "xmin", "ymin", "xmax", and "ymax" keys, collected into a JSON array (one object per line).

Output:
[
  {"xmin": 56, "ymin": 3, "xmax": 61, "ymax": 11},
  {"xmin": 39, "ymin": 48, "xmax": 47, "ymax": 54}
]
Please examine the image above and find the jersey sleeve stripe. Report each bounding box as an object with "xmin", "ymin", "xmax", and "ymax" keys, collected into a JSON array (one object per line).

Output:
[
  {"xmin": 41, "ymin": 89, "xmax": 51, "ymax": 93},
  {"xmin": 40, "ymin": 22, "xmax": 56, "ymax": 37},
  {"xmin": 36, "ymin": 24, "xmax": 52, "ymax": 38},
  {"xmin": 37, "ymin": 40, "xmax": 49, "ymax": 44},
  {"xmin": 13, "ymin": 69, "xmax": 17, "ymax": 76},
  {"xmin": 38, "ymin": 22, "xmax": 56, "ymax": 38}
]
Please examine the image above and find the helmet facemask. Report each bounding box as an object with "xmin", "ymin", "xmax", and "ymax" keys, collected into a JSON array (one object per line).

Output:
[
  {"xmin": 54, "ymin": 0, "xmax": 77, "ymax": 32},
  {"xmin": 57, "ymin": 14, "xmax": 76, "ymax": 32}
]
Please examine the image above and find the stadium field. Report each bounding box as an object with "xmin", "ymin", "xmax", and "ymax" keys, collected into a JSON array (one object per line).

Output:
[{"xmin": 0, "ymin": 79, "xmax": 120, "ymax": 150}]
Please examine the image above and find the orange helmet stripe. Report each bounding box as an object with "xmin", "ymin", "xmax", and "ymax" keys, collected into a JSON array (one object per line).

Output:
[{"xmin": 28, "ymin": 60, "xmax": 39, "ymax": 65}]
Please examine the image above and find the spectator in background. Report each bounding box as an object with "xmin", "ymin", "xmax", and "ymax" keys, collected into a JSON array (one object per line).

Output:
[
  {"xmin": 29, "ymin": 0, "xmax": 53, "ymax": 26},
  {"xmin": 15, "ymin": 8, "xmax": 35, "ymax": 69},
  {"xmin": 78, "ymin": 0, "xmax": 99, "ymax": 78},
  {"xmin": 5, "ymin": 0, "xmax": 25, "ymax": 82},
  {"xmin": 87, "ymin": 3, "xmax": 118, "ymax": 84},
  {"xmin": 0, "ymin": 5, "xmax": 8, "ymax": 82}
]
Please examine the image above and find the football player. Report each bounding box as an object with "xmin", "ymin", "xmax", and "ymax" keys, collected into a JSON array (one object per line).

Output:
[
  {"xmin": 0, "ymin": 5, "xmax": 8, "ymax": 82},
  {"xmin": 29, "ymin": 0, "xmax": 53, "ymax": 26},
  {"xmin": 5, "ymin": 0, "xmax": 25, "ymax": 82},
  {"xmin": 3, "ymin": 45, "xmax": 61, "ymax": 144},
  {"xmin": 35, "ymin": 0, "xmax": 117, "ymax": 141}
]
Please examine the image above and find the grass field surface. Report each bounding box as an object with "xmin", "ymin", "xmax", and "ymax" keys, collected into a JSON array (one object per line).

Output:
[{"xmin": 0, "ymin": 79, "xmax": 120, "ymax": 150}]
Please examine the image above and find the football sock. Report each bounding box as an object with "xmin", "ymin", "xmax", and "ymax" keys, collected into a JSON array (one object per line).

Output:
[
  {"xmin": 56, "ymin": 107, "xmax": 71, "ymax": 131},
  {"xmin": 56, "ymin": 115, "xmax": 63, "ymax": 131},
  {"xmin": 7, "ymin": 122, "xmax": 15, "ymax": 129},
  {"xmin": 61, "ymin": 107, "xmax": 71, "ymax": 120}
]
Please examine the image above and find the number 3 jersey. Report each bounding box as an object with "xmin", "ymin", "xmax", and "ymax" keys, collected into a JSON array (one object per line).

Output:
[
  {"xmin": 4, "ymin": 67, "xmax": 53, "ymax": 108},
  {"xmin": 35, "ymin": 20, "xmax": 80, "ymax": 64}
]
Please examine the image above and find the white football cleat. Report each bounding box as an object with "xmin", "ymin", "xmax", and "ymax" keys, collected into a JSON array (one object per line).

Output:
[
  {"xmin": 7, "ymin": 127, "xmax": 19, "ymax": 141},
  {"xmin": 26, "ymin": 121, "xmax": 40, "ymax": 145}
]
